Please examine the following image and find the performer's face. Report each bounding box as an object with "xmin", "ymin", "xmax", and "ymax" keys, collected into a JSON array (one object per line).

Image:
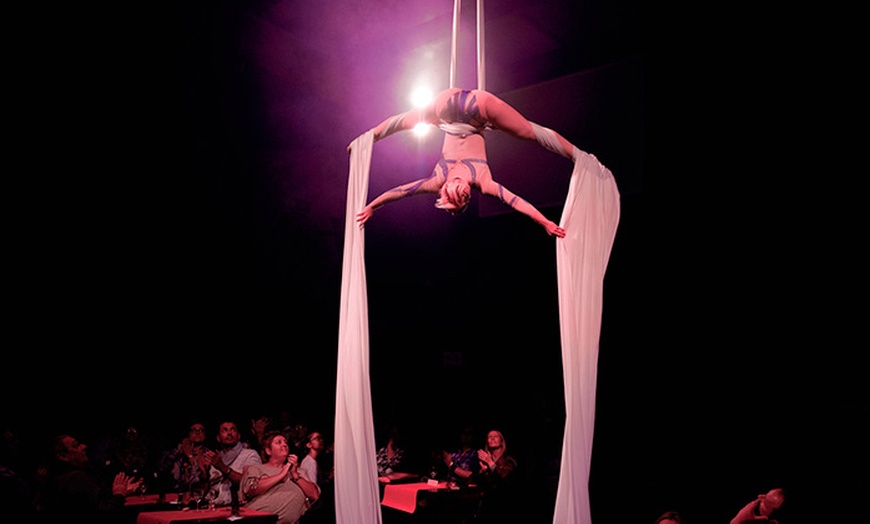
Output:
[{"xmin": 439, "ymin": 178, "xmax": 470, "ymax": 215}]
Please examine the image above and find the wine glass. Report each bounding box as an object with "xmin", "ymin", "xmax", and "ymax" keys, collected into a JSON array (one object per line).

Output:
[
  {"xmin": 189, "ymin": 487, "xmax": 203, "ymax": 510},
  {"xmin": 203, "ymin": 488, "xmax": 218, "ymax": 511}
]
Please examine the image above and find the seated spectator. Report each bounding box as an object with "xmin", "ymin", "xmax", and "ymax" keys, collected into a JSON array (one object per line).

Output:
[
  {"xmin": 287, "ymin": 420, "xmax": 310, "ymax": 458},
  {"xmin": 156, "ymin": 421, "xmax": 212, "ymax": 493},
  {"xmin": 91, "ymin": 423, "xmax": 156, "ymax": 484},
  {"xmin": 38, "ymin": 434, "xmax": 142, "ymax": 524},
  {"xmin": 301, "ymin": 432, "xmax": 335, "ymax": 524},
  {"xmin": 442, "ymin": 425, "xmax": 479, "ymax": 487},
  {"xmin": 475, "ymin": 429, "xmax": 519, "ymax": 524},
  {"xmin": 111, "ymin": 425, "xmax": 153, "ymax": 478},
  {"xmin": 240, "ymin": 431, "xmax": 320, "ymax": 524},
  {"xmin": 655, "ymin": 510, "xmax": 684, "ymax": 524},
  {"xmin": 0, "ymin": 428, "xmax": 39, "ymax": 521},
  {"xmin": 299, "ymin": 431, "xmax": 325, "ymax": 488},
  {"xmin": 248, "ymin": 412, "xmax": 272, "ymax": 454},
  {"xmin": 376, "ymin": 425, "xmax": 418, "ymax": 484},
  {"xmin": 201, "ymin": 420, "xmax": 262, "ymax": 506},
  {"xmin": 730, "ymin": 488, "xmax": 785, "ymax": 524},
  {"xmin": 317, "ymin": 434, "xmax": 334, "ymax": 487}
]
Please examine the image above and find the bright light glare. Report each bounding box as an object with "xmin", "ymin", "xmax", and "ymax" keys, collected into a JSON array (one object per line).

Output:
[
  {"xmin": 413, "ymin": 122, "xmax": 431, "ymax": 138},
  {"xmin": 410, "ymin": 87, "xmax": 434, "ymax": 109}
]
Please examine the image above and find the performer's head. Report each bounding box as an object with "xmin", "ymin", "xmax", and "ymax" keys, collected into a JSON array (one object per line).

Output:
[{"xmin": 435, "ymin": 177, "xmax": 471, "ymax": 215}]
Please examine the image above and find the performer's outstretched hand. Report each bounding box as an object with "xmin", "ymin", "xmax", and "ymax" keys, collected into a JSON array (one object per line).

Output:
[
  {"xmin": 544, "ymin": 220, "xmax": 566, "ymax": 238},
  {"xmin": 356, "ymin": 206, "xmax": 374, "ymax": 228}
]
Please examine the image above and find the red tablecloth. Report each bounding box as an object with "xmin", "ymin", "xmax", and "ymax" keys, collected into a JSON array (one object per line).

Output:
[
  {"xmin": 126, "ymin": 493, "xmax": 180, "ymax": 506},
  {"xmin": 381, "ymin": 481, "xmax": 447, "ymax": 513},
  {"xmin": 136, "ymin": 507, "xmax": 277, "ymax": 524}
]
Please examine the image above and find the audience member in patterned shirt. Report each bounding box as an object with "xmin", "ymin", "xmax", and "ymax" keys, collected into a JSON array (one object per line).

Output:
[{"xmin": 376, "ymin": 425, "xmax": 418, "ymax": 484}]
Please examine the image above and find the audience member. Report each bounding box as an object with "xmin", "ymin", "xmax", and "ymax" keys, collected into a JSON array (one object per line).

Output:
[
  {"xmin": 376, "ymin": 425, "xmax": 419, "ymax": 484},
  {"xmin": 156, "ymin": 421, "xmax": 212, "ymax": 493},
  {"xmin": 37, "ymin": 433, "xmax": 142, "ymax": 524},
  {"xmin": 0, "ymin": 427, "xmax": 39, "ymax": 521},
  {"xmin": 201, "ymin": 420, "xmax": 262, "ymax": 506},
  {"xmin": 317, "ymin": 435, "xmax": 335, "ymax": 487},
  {"xmin": 111, "ymin": 425, "xmax": 153, "ymax": 477},
  {"xmin": 287, "ymin": 420, "xmax": 310, "ymax": 458},
  {"xmin": 442, "ymin": 425, "xmax": 479, "ymax": 487},
  {"xmin": 299, "ymin": 431, "xmax": 325, "ymax": 488},
  {"xmin": 655, "ymin": 510, "xmax": 684, "ymax": 524},
  {"xmin": 729, "ymin": 488, "xmax": 785, "ymax": 524},
  {"xmin": 89, "ymin": 423, "xmax": 155, "ymax": 489},
  {"xmin": 248, "ymin": 412, "xmax": 272, "ymax": 454},
  {"xmin": 271, "ymin": 410, "xmax": 296, "ymax": 435},
  {"xmin": 475, "ymin": 429, "xmax": 519, "ymax": 524},
  {"xmin": 301, "ymin": 431, "xmax": 335, "ymax": 524},
  {"xmin": 240, "ymin": 431, "xmax": 320, "ymax": 524}
]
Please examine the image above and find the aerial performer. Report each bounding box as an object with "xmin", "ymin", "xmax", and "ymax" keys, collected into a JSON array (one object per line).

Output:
[
  {"xmin": 352, "ymin": 87, "xmax": 581, "ymax": 238},
  {"xmin": 338, "ymin": 6, "xmax": 620, "ymax": 524}
]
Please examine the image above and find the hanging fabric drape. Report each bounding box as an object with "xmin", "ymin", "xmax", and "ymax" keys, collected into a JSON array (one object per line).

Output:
[
  {"xmin": 450, "ymin": 0, "xmax": 486, "ymax": 90},
  {"xmin": 476, "ymin": 0, "xmax": 485, "ymax": 91},
  {"xmin": 449, "ymin": 0, "xmax": 460, "ymax": 88},
  {"xmin": 334, "ymin": 130, "xmax": 382, "ymax": 524},
  {"xmin": 552, "ymin": 150, "xmax": 620, "ymax": 524}
]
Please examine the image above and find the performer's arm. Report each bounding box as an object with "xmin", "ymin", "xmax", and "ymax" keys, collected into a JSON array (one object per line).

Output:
[
  {"xmin": 347, "ymin": 109, "xmax": 429, "ymax": 153},
  {"xmin": 357, "ymin": 175, "xmax": 443, "ymax": 227},
  {"xmin": 478, "ymin": 179, "xmax": 565, "ymax": 238},
  {"xmin": 372, "ymin": 110, "xmax": 424, "ymax": 142}
]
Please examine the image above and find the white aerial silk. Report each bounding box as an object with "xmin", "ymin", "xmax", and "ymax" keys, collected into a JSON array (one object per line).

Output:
[
  {"xmin": 334, "ymin": 129, "xmax": 382, "ymax": 524},
  {"xmin": 336, "ymin": 130, "xmax": 619, "ymax": 524},
  {"xmin": 552, "ymin": 148, "xmax": 620, "ymax": 524}
]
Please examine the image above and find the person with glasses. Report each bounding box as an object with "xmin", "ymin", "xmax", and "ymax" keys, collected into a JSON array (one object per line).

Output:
[
  {"xmin": 156, "ymin": 421, "xmax": 213, "ymax": 493},
  {"xmin": 298, "ymin": 432, "xmax": 325, "ymax": 489},
  {"xmin": 300, "ymin": 431, "xmax": 336, "ymax": 524},
  {"xmin": 157, "ymin": 422, "xmax": 209, "ymax": 492}
]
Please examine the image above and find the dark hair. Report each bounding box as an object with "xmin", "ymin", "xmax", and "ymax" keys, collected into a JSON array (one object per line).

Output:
[
  {"xmin": 655, "ymin": 511, "xmax": 682, "ymax": 524},
  {"xmin": 50, "ymin": 435, "xmax": 71, "ymax": 457}
]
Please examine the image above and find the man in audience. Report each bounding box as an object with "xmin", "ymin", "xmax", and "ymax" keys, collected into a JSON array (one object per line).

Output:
[
  {"xmin": 730, "ymin": 488, "xmax": 785, "ymax": 524},
  {"xmin": 202, "ymin": 420, "xmax": 262, "ymax": 506},
  {"xmin": 39, "ymin": 434, "xmax": 142, "ymax": 523}
]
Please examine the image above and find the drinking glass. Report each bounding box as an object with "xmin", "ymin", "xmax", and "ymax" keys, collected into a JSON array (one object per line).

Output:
[
  {"xmin": 189, "ymin": 487, "xmax": 203, "ymax": 510},
  {"xmin": 204, "ymin": 488, "xmax": 218, "ymax": 511}
]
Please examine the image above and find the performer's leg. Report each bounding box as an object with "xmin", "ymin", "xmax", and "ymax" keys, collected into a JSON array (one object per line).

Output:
[
  {"xmin": 531, "ymin": 123, "xmax": 578, "ymax": 160},
  {"xmin": 479, "ymin": 91, "xmax": 575, "ymax": 160}
]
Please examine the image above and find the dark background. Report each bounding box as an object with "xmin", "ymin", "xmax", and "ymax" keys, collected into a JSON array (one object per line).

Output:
[{"xmin": 6, "ymin": 1, "xmax": 865, "ymax": 522}]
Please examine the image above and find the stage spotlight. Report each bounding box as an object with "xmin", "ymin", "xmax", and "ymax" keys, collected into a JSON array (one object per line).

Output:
[
  {"xmin": 410, "ymin": 86, "xmax": 434, "ymax": 109},
  {"xmin": 413, "ymin": 122, "xmax": 431, "ymax": 137}
]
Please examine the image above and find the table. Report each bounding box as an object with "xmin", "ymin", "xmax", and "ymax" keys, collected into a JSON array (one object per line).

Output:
[
  {"xmin": 126, "ymin": 493, "xmax": 181, "ymax": 507},
  {"xmin": 381, "ymin": 481, "xmax": 481, "ymax": 522},
  {"xmin": 382, "ymin": 482, "xmax": 447, "ymax": 513},
  {"xmin": 124, "ymin": 493, "xmax": 181, "ymax": 524},
  {"xmin": 135, "ymin": 507, "xmax": 278, "ymax": 524}
]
